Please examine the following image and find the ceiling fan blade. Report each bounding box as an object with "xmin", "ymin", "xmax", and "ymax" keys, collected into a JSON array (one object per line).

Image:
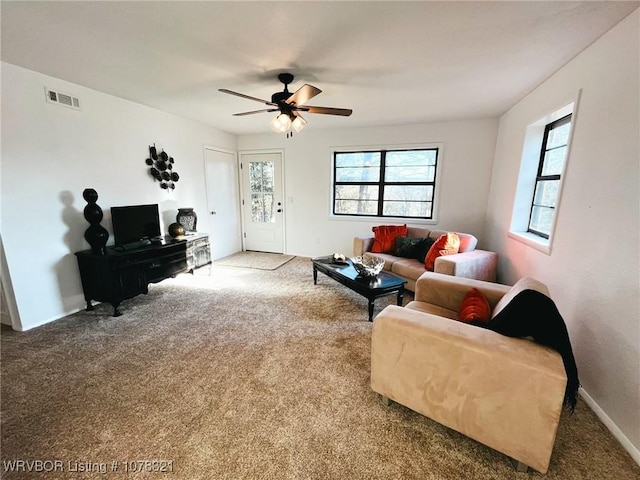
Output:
[
  {"xmin": 219, "ymin": 89, "xmax": 276, "ymax": 106},
  {"xmin": 232, "ymin": 109, "xmax": 279, "ymax": 116},
  {"xmin": 298, "ymin": 105, "xmax": 353, "ymax": 116},
  {"xmin": 286, "ymin": 84, "xmax": 322, "ymax": 106}
]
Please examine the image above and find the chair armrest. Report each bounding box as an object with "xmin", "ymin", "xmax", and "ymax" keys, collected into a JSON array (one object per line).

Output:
[
  {"xmin": 353, "ymin": 234, "xmax": 374, "ymax": 256},
  {"xmin": 434, "ymin": 249, "xmax": 498, "ymax": 281},
  {"xmin": 414, "ymin": 271, "xmax": 510, "ymax": 311}
]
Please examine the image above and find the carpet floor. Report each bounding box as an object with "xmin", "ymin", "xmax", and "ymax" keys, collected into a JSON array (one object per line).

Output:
[{"xmin": 1, "ymin": 257, "xmax": 639, "ymax": 479}]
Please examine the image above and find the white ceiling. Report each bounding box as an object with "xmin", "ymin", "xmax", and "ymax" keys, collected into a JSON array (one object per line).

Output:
[{"xmin": 2, "ymin": 1, "xmax": 638, "ymax": 135}]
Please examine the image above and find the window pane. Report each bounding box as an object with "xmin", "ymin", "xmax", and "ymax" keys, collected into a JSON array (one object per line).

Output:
[
  {"xmin": 335, "ymin": 199, "xmax": 378, "ymax": 215},
  {"xmin": 335, "ymin": 152, "xmax": 381, "ymax": 168},
  {"xmin": 541, "ymin": 147, "xmax": 566, "ymax": 176},
  {"xmin": 249, "ymin": 162, "xmax": 274, "ymax": 192},
  {"xmin": 250, "ymin": 162, "xmax": 262, "ymax": 192},
  {"xmin": 546, "ymin": 121, "xmax": 571, "ymax": 149},
  {"xmin": 335, "ymin": 185, "xmax": 379, "ymax": 215},
  {"xmin": 262, "ymin": 163, "xmax": 274, "ymax": 192},
  {"xmin": 385, "ymin": 150, "xmax": 436, "ymax": 182},
  {"xmin": 384, "ymin": 185, "xmax": 432, "ymax": 202},
  {"xmin": 532, "ymin": 180, "xmax": 559, "ymax": 208},
  {"xmin": 251, "ymin": 193, "xmax": 275, "ymax": 223},
  {"xmin": 529, "ymin": 205, "xmax": 554, "ymax": 235},
  {"xmin": 335, "ymin": 152, "xmax": 380, "ymax": 182},
  {"xmin": 335, "ymin": 184, "xmax": 379, "ymax": 201},
  {"xmin": 383, "ymin": 201, "xmax": 432, "ymax": 218},
  {"xmin": 335, "ymin": 166, "xmax": 380, "ymax": 182}
]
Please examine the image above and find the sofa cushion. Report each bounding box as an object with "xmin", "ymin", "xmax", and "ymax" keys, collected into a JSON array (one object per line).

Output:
[
  {"xmin": 425, "ymin": 232, "xmax": 460, "ymax": 271},
  {"xmin": 391, "ymin": 258, "xmax": 429, "ymax": 282},
  {"xmin": 458, "ymin": 288, "xmax": 491, "ymax": 324},
  {"xmin": 491, "ymin": 277, "xmax": 549, "ymax": 319},
  {"xmin": 363, "ymin": 252, "xmax": 396, "ymax": 271},
  {"xmin": 371, "ymin": 224, "xmax": 408, "ymax": 253},
  {"xmin": 393, "ymin": 236, "xmax": 435, "ymax": 262}
]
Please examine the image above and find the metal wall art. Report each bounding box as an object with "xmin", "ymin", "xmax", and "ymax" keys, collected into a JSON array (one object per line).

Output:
[{"xmin": 145, "ymin": 144, "xmax": 180, "ymax": 190}]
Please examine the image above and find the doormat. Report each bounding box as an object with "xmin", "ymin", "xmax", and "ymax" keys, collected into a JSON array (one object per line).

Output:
[{"xmin": 213, "ymin": 251, "xmax": 295, "ymax": 270}]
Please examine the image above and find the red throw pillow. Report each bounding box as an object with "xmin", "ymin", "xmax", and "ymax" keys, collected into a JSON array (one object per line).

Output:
[
  {"xmin": 458, "ymin": 288, "xmax": 491, "ymax": 324},
  {"xmin": 424, "ymin": 232, "xmax": 460, "ymax": 271},
  {"xmin": 371, "ymin": 224, "xmax": 408, "ymax": 253}
]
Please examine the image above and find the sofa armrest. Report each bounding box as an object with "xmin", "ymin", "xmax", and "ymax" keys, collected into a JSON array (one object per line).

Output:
[
  {"xmin": 353, "ymin": 234, "xmax": 374, "ymax": 256},
  {"xmin": 434, "ymin": 249, "xmax": 498, "ymax": 281},
  {"xmin": 371, "ymin": 305, "xmax": 566, "ymax": 474},
  {"xmin": 413, "ymin": 271, "xmax": 510, "ymax": 311}
]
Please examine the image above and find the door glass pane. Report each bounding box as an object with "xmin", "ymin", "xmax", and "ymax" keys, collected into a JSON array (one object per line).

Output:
[{"xmin": 250, "ymin": 161, "xmax": 276, "ymax": 223}]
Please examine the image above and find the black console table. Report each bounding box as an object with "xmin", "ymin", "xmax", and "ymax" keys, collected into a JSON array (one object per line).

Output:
[{"xmin": 75, "ymin": 237, "xmax": 188, "ymax": 316}]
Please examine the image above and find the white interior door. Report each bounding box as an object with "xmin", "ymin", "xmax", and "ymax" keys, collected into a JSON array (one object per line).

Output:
[
  {"xmin": 204, "ymin": 148, "xmax": 242, "ymax": 259},
  {"xmin": 240, "ymin": 152, "xmax": 285, "ymax": 253}
]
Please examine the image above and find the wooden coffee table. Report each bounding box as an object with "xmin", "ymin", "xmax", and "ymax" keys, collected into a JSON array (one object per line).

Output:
[{"xmin": 312, "ymin": 256, "xmax": 407, "ymax": 321}]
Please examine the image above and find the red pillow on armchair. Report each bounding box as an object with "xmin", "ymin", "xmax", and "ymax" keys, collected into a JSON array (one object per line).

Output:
[
  {"xmin": 371, "ymin": 224, "xmax": 408, "ymax": 253},
  {"xmin": 458, "ymin": 288, "xmax": 491, "ymax": 324}
]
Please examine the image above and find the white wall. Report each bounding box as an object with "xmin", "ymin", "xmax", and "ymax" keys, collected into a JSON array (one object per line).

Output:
[
  {"xmin": 1, "ymin": 62, "xmax": 236, "ymax": 331},
  {"xmin": 484, "ymin": 10, "xmax": 640, "ymax": 457},
  {"xmin": 238, "ymin": 119, "xmax": 498, "ymax": 258}
]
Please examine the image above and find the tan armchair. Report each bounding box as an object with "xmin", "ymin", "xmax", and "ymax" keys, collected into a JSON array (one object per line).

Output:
[{"xmin": 371, "ymin": 272, "xmax": 567, "ymax": 474}]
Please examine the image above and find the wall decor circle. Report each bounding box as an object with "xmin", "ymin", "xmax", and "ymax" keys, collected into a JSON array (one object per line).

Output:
[{"xmin": 146, "ymin": 143, "xmax": 179, "ymax": 190}]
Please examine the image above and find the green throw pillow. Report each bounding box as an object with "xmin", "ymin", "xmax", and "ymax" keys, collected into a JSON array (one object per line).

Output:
[{"xmin": 394, "ymin": 237, "xmax": 435, "ymax": 262}]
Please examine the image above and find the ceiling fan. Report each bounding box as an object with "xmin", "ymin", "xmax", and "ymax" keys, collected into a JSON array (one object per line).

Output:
[{"xmin": 219, "ymin": 73, "xmax": 352, "ymax": 135}]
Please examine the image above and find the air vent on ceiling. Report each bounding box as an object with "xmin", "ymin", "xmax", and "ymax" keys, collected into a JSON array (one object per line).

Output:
[{"xmin": 44, "ymin": 87, "xmax": 81, "ymax": 110}]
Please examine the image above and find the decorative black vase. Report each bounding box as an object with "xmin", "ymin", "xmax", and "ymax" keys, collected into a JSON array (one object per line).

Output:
[
  {"xmin": 176, "ymin": 208, "xmax": 197, "ymax": 232},
  {"xmin": 82, "ymin": 188, "xmax": 109, "ymax": 255}
]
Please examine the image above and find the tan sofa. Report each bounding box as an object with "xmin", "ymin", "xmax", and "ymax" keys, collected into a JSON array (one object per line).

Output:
[
  {"xmin": 353, "ymin": 227, "xmax": 498, "ymax": 291},
  {"xmin": 371, "ymin": 272, "xmax": 567, "ymax": 474}
]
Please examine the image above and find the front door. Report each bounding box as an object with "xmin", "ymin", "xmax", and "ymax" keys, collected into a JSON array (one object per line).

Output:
[{"xmin": 240, "ymin": 152, "xmax": 285, "ymax": 253}]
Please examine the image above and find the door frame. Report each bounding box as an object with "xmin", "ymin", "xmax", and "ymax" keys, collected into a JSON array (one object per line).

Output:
[
  {"xmin": 238, "ymin": 148, "xmax": 286, "ymax": 253},
  {"xmin": 202, "ymin": 145, "xmax": 243, "ymax": 259}
]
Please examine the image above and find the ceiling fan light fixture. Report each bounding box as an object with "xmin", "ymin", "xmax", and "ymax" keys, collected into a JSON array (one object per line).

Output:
[
  {"xmin": 270, "ymin": 113, "xmax": 291, "ymax": 133},
  {"xmin": 292, "ymin": 115, "xmax": 307, "ymax": 132}
]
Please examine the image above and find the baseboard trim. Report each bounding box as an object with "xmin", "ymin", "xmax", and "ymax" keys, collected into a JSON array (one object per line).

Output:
[{"xmin": 580, "ymin": 388, "xmax": 640, "ymax": 466}]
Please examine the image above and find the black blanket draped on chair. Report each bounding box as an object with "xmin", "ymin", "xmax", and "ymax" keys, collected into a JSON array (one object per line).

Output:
[{"xmin": 483, "ymin": 289, "xmax": 580, "ymax": 413}]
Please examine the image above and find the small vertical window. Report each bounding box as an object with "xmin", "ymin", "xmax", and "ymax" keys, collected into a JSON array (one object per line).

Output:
[{"xmin": 528, "ymin": 114, "xmax": 571, "ymax": 238}]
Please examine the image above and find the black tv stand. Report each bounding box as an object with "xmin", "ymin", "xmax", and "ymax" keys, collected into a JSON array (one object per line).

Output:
[{"xmin": 75, "ymin": 237, "xmax": 187, "ymax": 316}]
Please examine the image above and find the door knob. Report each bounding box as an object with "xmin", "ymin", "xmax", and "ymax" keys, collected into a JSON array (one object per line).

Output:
[
  {"xmin": 277, "ymin": 209, "xmax": 282, "ymax": 213},
  {"xmin": 210, "ymin": 211, "xmax": 217, "ymax": 215}
]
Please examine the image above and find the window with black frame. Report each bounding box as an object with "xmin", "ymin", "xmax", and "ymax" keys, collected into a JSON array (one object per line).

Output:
[
  {"xmin": 528, "ymin": 114, "xmax": 572, "ymax": 238},
  {"xmin": 333, "ymin": 148, "xmax": 438, "ymax": 219}
]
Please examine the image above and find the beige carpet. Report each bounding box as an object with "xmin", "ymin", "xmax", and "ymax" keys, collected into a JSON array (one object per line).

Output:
[
  {"xmin": 1, "ymin": 257, "xmax": 639, "ymax": 479},
  {"xmin": 214, "ymin": 251, "xmax": 295, "ymax": 270}
]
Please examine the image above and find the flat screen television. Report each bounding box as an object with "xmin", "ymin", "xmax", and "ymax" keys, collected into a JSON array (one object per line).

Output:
[{"xmin": 110, "ymin": 204, "xmax": 161, "ymax": 246}]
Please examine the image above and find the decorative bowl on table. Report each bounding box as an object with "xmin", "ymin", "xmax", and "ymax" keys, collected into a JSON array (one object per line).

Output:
[{"xmin": 351, "ymin": 256, "xmax": 385, "ymax": 277}]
